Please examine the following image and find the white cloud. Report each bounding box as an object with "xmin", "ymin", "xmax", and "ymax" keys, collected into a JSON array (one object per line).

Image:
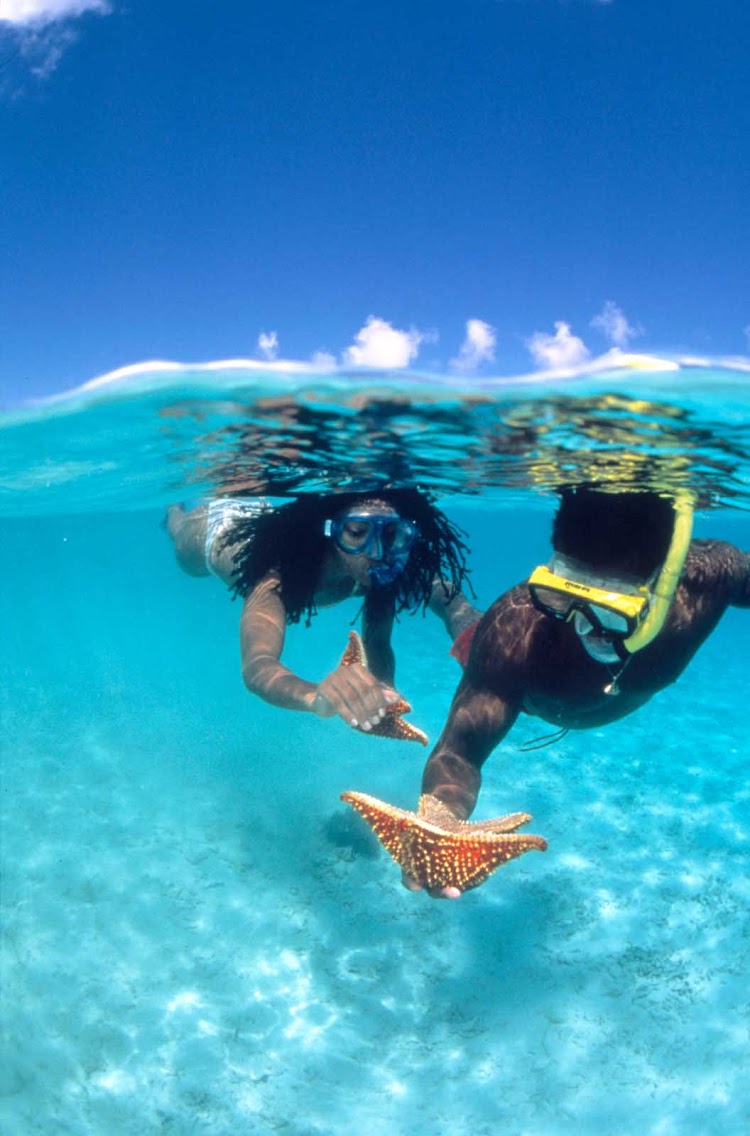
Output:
[
  {"xmin": 0, "ymin": 0, "xmax": 108, "ymax": 25},
  {"xmin": 526, "ymin": 320, "xmax": 591, "ymax": 370},
  {"xmin": 257, "ymin": 331, "xmax": 279, "ymax": 361},
  {"xmin": 342, "ymin": 316, "xmax": 427, "ymax": 369},
  {"xmin": 310, "ymin": 350, "xmax": 337, "ymax": 369},
  {"xmin": 449, "ymin": 318, "xmax": 496, "ymax": 372},
  {"xmin": 590, "ymin": 300, "xmax": 640, "ymax": 348},
  {"xmin": 1, "ymin": 0, "xmax": 110, "ymax": 84}
]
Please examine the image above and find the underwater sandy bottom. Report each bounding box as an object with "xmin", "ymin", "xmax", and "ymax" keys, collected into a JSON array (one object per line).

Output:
[{"xmin": 2, "ymin": 532, "xmax": 749, "ymax": 1135}]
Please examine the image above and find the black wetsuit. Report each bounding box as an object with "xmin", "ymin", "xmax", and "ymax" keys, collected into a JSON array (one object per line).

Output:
[{"xmin": 422, "ymin": 540, "xmax": 750, "ymax": 819}]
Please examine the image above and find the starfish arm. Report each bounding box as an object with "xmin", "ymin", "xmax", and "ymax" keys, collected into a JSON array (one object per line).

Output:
[
  {"xmin": 370, "ymin": 713, "xmax": 428, "ymax": 746},
  {"xmin": 463, "ymin": 812, "xmax": 534, "ymax": 834},
  {"xmin": 340, "ymin": 790, "xmax": 412, "ymax": 860},
  {"xmin": 340, "ymin": 630, "xmax": 368, "ymax": 668},
  {"xmin": 339, "ymin": 632, "xmax": 428, "ymax": 745}
]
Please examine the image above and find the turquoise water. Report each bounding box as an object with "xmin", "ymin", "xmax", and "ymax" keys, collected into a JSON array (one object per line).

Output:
[{"xmin": 1, "ymin": 360, "xmax": 749, "ymax": 1134}]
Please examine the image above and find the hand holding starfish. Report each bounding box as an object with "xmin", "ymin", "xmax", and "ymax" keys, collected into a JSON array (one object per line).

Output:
[
  {"xmin": 314, "ymin": 632, "xmax": 427, "ymax": 743},
  {"xmin": 341, "ymin": 790, "xmax": 547, "ymax": 898}
]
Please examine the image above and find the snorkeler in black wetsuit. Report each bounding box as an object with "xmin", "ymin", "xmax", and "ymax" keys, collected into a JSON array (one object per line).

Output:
[{"xmin": 406, "ymin": 487, "xmax": 750, "ymax": 897}]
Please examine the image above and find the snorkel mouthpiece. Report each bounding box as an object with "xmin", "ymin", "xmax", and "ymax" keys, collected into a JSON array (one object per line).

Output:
[{"xmin": 368, "ymin": 552, "xmax": 409, "ymax": 587}]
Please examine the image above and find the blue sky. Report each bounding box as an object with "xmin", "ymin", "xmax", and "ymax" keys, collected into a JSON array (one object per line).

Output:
[{"xmin": 1, "ymin": 0, "xmax": 748, "ymax": 400}]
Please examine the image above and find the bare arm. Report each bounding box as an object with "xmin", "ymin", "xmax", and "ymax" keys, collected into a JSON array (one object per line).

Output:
[
  {"xmin": 427, "ymin": 578, "xmax": 483, "ymax": 639},
  {"xmin": 239, "ymin": 575, "xmax": 315, "ymax": 710},
  {"xmin": 400, "ymin": 674, "xmax": 522, "ymax": 899},
  {"xmin": 239, "ymin": 573, "xmax": 402, "ymax": 729},
  {"xmin": 362, "ymin": 592, "xmax": 396, "ymax": 684},
  {"xmin": 421, "ymin": 677, "xmax": 522, "ymax": 820},
  {"xmin": 727, "ymin": 545, "xmax": 750, "ymax": 607}
]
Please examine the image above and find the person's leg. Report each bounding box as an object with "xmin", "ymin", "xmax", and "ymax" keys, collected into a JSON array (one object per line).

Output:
[
  {"xmin": 165, "ymin": 504, "xmax": 211, "ymax": 577},
  {"xmin": 208, "ymin": 530, "xmax": 239, "ymax": 584}
]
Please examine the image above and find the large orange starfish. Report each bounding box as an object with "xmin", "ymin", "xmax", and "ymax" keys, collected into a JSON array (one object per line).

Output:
[
  {"xmin": 339, "ymin": 631, "xmax": 427, "ymax": 745},
  {"xmin": 340, "ymin": 790, "xmax": 547, "ymax": 892}
]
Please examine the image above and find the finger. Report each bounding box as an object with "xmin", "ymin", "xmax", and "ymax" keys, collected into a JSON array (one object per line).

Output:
[
  {"xmin": 380, "ymin": 685, "xmax": 410, "ymax": 713},
  {"xmin": 317, "ymin": 667, "xmax": 365, "ymax": 723},
  {"xmin": 427, "ymin": 885, "xmax": 463, "ymax": 901},
  {"xmin": 402, "ymin": 873, "xmax": 461, "ymax": 900},
  {"xmin": 331, "ymin": 667, "xmax": 376, "ymax": 727},
  {"xmin": 330, "ymin": 666, "xmax": 389, "ymax": 729},
  {"xmin": 441, "ymin": 886, "xmax": 462, "ymax": 900}
]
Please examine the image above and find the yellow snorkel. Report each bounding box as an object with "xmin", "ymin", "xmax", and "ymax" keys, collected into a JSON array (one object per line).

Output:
[{"xmin": 622, "ymin": 492, "xmax": 694, "ymax": 654}]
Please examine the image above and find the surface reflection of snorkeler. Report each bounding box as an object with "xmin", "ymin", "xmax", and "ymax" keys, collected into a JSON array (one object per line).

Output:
[
  {"xmin": 167, "ymin": 489, "xmax": 480, "ymax": 733},
  {"xmin": 344, "ymin": 486, "xmax": 750, "ymax": 899}
]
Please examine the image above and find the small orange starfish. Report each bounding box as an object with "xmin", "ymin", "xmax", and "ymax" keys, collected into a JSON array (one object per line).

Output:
[
  {"xmin": 340, "ymin": 790, "xmax": 547, "ymax": 892},
  {"xmin": 339, "ymin": 631, "xmax": 427, "ymax": 745}
]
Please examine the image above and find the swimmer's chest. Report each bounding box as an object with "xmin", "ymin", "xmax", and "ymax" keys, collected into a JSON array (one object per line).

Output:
[{"xmin": 521, "ymin": 628, "xmax": 686, "ymax": 724}]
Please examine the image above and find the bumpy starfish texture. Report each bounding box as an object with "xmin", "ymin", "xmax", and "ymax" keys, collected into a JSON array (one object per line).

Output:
[
  {"xmin": 340, "ymin": 790, "xmax": 547, "ymax": 892},
  {"xmin": 340, "ymin": 631, "xmax": 427, "ymax": 745}
]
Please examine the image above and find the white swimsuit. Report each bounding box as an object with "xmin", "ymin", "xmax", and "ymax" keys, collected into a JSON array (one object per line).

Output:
[{"xmin": 204, "ymin": 497, "xmax": 269, "ymax": 576}]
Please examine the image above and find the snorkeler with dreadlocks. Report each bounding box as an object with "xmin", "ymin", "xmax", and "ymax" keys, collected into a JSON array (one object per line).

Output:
[
  {"xmin": 166, "ymin": 489, "xmax": 480, "ymax": 733},
  {"xmin": 341, "ymin": 486, "xmax": 750, "ymax": 899}
]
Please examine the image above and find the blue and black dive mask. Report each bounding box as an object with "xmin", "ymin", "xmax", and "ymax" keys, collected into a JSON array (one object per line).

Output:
[{"xmin": 324, "ymin": 512, "xmax": 417, "ymax": 585}]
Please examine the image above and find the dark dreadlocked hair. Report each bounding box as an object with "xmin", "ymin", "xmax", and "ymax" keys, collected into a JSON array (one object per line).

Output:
[
  {"xmin": 222, "ymin": 488, "xmax": 472, "ymax": 626},
  {"xmin": 553, "ymin": 486, "xmax": 676, "ymax": 580}
]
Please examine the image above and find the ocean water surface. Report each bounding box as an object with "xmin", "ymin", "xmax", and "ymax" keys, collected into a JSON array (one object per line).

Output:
[{"xmin": 1, "ymin": 358, "xmax": 749, "ymax": 1135}]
